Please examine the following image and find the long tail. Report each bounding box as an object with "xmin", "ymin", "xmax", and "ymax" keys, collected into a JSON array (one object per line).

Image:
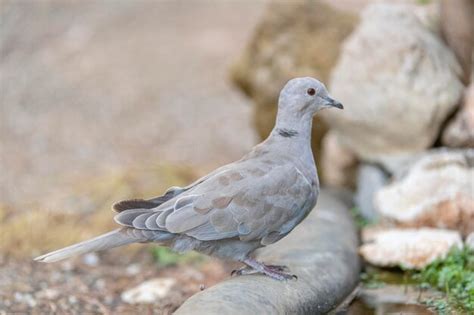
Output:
[{"xmin": 34, "ymin": 228, "xmax": 139, "ymax": 263}]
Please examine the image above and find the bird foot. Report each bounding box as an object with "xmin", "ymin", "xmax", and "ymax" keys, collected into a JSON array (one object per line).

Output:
[
  {"xmin": 231, "ymin": 266, "xmax": 259, "ymax": 276},
  {"xmin": 231, "ymin": 259, "xmax": 297, "ymax": 281}
]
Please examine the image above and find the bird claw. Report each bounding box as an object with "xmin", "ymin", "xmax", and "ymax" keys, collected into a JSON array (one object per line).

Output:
[
  {"xmin": 263, "ymin": 269, "xmax": 298, "ymax": 281},
  {"xmin": 264, "ymin": 264, "xmax": 290, "ymax": 272},
  {"xmin": 231, "ymin": 266, "xmax": 258, "ymax": 277},
  {"xmin": 232, "ymin": 261, "xmax": 297, "ymax": 281}
]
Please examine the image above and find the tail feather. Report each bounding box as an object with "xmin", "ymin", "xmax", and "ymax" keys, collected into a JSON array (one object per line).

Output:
[{"xmin": 34, "ymin": 229, "xmax": 139, "ymax": 263}]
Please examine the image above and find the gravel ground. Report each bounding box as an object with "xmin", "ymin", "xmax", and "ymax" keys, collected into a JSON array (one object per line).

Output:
[{"xmin": 0, "ymin": 249, "xmax": 239, "ymax": 315}]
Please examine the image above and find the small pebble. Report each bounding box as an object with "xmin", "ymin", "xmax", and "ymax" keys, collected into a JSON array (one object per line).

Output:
[
  {"xmin": 82, "ymin": 253, "xmax": 100, "ymax": 266},
  {"xmin": 61, "ymin": 261, "xmax": 74, "ymax": 272},
  {"xmin": 68, "ymin": 295, "xmax": 78, "ymax": 304},
  {"xmin": 95, "ymin": 279, "xmax": 106, "ymax": 290},
  {"xmin": 36, "ymin": 288, "xmax": 59, "ymax": 300},
  {"xmin": 121, "ymin": 278, "xmax": 176, "ymax": 304},
  {"xmin": 125, "ymin": 263, "xmax": 141, "ymax": 276},
  {"xmin": 104, "ymin": 295, "xmax": 114, "ymax": 305},
  {"xmin": 14, "ymin": 292, "xmax": 37, "ymax": 307}
]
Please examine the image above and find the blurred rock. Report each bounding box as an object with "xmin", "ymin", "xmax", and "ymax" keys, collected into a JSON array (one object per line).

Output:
[
  {"xmin": 359, "ymin": 228, "xmax": 462, "ymax": 269},
  {"xmin": 82, "ymin": 253, "xmax": 100, "ymax": 266},
  {"xmin": 231, "ymin": 0, "xmax": 357, "ymax": 167},
  {"xmin": 323, "ymin": 3, "xmax": 464, "ymax": 169},
  {"xmin": 14, "ymin": 292, "xmax": 37, "ymax": 308},
  {"xmin": 321, "ymin": 131, "xmax": 358, "ymax": 188},
  {"xmin": 466, "ymin": 232, "xmax": 474, "ymax": 250},
  {"xmin": 36, "ymin": 288, "xmax": 60, "ymax": 300},
  {"xmin": 442, "ymin": 83, "xmax": 474, "ymax": 148},
  {"xmin": 121, "ymin": 278, "xmax": 176, "ymax": 304},
  {"xmin": 355, "ymin": 163, "xmax": 388, "ymax": 221},
  {"xmin": 125, "ymin": 263, "xmax": 141, "ymax": 276},
  {"xmin": 375, "ymin": 149, "xmax": 474, "ymax": 236},
  {"xmin": 441, "ymin": 0, "xmax": 473, "ymax": 85}
]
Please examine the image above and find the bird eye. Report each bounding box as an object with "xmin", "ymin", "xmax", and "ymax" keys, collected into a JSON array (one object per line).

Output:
[{"xmin": 307, "ymin": 88, "xmax": 316, "ymax": 96}]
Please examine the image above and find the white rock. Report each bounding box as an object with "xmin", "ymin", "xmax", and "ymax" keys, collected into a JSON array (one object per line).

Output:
[
  {"xmin": 14, "ymin": 292, "xmax": 37, "ymax": 307},
  {"xmin": 68, "ymin": 295, "xmax": 78, "ymax": 304},
  {"xmin": 36, "ymin": 288, "xmax": 59, "ymax": 300},
  {"xmin": 125, "ymin": 263, "xmax": 141, "ymax": 276},
  {"xmin": 359, "ymin": 228, "xmax": 462, "ymax": 269},
  {"xmin": 121, "ymin": 278, "xmax": 176, "ymax": 304},
  {"xmin": 374, "ymin": 149, "xmax": 474, "ymax": 236},
  {"xmin": 324, "ymin": 3, "xmax": 464, "ymax": 168},
  {"xmin": 82, "ymin": 253, "xmax": 99, "ymax": 266}
]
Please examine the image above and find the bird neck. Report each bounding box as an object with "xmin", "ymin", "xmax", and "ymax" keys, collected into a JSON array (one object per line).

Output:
[
  {"xmin": 270, "ymin": 108, "xmax": 314, "ymax": 142},
  {"xmin": 268, "ymin": 108, "xmax": 318, "ymax": 181}
]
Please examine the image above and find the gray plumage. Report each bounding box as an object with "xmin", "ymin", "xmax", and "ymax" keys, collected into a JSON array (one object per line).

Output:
[{"xmin": 35, "ymin": 77, "xmax": 343, "ymax": 280}]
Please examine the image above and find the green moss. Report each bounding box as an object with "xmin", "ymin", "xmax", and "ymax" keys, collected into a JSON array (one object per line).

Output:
[
  {"xmin": 412, "ymin": 246, "xmax": 474, "ymax": 314},
  {"xmin": 360, "ymin": 248, "xmax": 474, "ymax": 313},
  {"xmin": 150, "ymin": 247, "xmax": 206, "ymax": 268},
  {"xmin": 350, "ymin": 207, "xmax": 373, "ymax": 229},
  {"xmin": 361, "ymin": 266, "xmax": 418, "ymax": 289},
  {"xmin": 360, "ymin": 271, "xmax": 386, "ymax": 289}
]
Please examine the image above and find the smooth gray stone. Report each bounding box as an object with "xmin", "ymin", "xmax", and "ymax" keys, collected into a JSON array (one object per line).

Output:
[
  {"xmin": 175, "ymin": 189, "xmax": 360, "ymax": 315},
  {"xmin": 355, "ymin": 163, "xmax": 388, "ymax": 221}
]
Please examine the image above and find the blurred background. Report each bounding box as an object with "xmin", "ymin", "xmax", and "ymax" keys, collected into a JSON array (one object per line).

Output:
[{"xmin": 0, "ymin": 0, "xmax": 472, "ymax": 314}]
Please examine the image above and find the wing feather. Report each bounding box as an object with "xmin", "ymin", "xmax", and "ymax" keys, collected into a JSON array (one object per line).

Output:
[
  {"xmin": 164, "ymin": 163, "xmax": 314, "ymax": 243},
  {"xmin": 112, "ymin": 158, "xmax": 315, "ymax": 246}
]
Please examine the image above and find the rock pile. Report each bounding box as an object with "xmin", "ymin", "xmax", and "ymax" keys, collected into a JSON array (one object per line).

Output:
[{"xmin": 323, "ymin": 3, "xmax": 472, "ymax": 269}]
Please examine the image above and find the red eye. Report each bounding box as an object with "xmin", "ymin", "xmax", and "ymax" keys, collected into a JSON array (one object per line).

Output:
[{"xmin": 307, "ymin": 88, "xmax": 316, "ymax": 96}]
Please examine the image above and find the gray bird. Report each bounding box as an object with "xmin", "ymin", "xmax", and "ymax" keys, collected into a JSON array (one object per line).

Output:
[{"xmin": 35, "ymin": 77, "xmax": 343, "ymax": 280}]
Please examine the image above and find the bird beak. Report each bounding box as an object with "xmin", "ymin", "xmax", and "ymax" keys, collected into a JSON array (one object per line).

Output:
[{"xmin": 322, "ymin": 96, "xmax": 343, "ymax": 109}]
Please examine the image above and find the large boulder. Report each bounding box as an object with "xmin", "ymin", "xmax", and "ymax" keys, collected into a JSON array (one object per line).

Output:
[
  {"xmin": 374, "ymin": 149, "xmax": 474, "ymax": 236},
  {"xmin": 323, "ymin": 3, "xmax": 464, "ymax": 169},
  {"xmin": 231, "ymin": 0, "xmax": 357, "ymax": 167}
]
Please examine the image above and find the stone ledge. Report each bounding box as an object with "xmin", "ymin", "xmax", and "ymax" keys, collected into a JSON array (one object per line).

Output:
[{"xmin": 175, "ymin": 189, "xmax": 360, "ymax": 315}]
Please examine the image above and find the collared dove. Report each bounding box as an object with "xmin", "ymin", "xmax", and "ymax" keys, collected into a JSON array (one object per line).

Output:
[{"xmin": 35, "ymin": 77, "xmax": 343, "ymax": 280}]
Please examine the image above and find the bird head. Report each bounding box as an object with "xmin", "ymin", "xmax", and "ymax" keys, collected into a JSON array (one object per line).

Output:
[{"xmin": 278, "ymin": 77, "xmax": 343, "ymax": 116}]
